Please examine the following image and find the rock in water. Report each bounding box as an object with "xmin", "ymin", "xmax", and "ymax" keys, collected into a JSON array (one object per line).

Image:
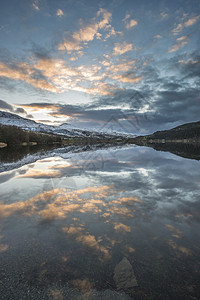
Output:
[{"xmin": 114, "ymin": 257, "xmax": 138, "ymax": 290}]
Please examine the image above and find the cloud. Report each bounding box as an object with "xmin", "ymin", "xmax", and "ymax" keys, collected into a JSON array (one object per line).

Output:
[
  {"xmin": 7, "ymin": 50, "xmax": 200, "ymax": 133},
  {"xmin": 0, "ymin": 55, "xmax": 120, "ymax": 96},
  {"xmin": 172, "ymin": 15, "xmax": 200, "ymax": 35},
  {"xmin": 58, "ymin": 39, "xmax": 82, "ymax": 52},
  {"xmin": 97, "ymin": 8, "xmax": 112, "ymax": 29},
  {"xmin": 58, "ymin": 8, "xmax": 114, "ymax": 53},
  {"xmin": 56, "ymin": 9, "xmax": 64, "ymax": 17},
  {"xmin": 72, "ymin": 24, "xmax": 99, "ymax": 42},
  {"xmin": 112, "ymin": 74, "xmax": 143, "ymax": 83},
  {"xmin": 126, "ymin": 19, "xmax": 138, "ymax": 29},
  {"xmin": 22, "ymin": 99, "xmax": 146, "ymax": 132},
  {"xmin": 0, "ymin": 58, "xmax": 111, "ymax": 95},
  {"xmin": 160, "ymin": 12, "xmax": 168, "ymax": 19},
  {"xmin": 123, "ymin": 13, "xmax": 138, "ymax": 29},
  {"xmin": 179, "ymin": 54, "xmax": 200, "ymax": 79},
  {"xmin": 105, "ymin": 59, "xmax": 136, "ymax": 73},
  {"xmin": 168, "ymin": 35, "xmax": 189, "ymax": 53},
  {"xmin": 19, "ymin": 102, "xmax": 57, "ymax": 113},
  {"xmin": 154, "ymin": 35, "xmax": 162, "ymax": 39},
  {"xmin": 17, "ymin": 169, "xmax": 61, "ymax": 179},
  {"xmin": 113, "ymin": 42, "xmax": 132, "ymax": 55},
  {"xmin": 104, "ymin": 26, "xmax": 121, "ymax": 40},
  {"xmin": 0, "ymin": 99, "xmax": 13, "ymax": 111},
  {"xmin": 184, "ymin": 15, "xmax": 200, "ymax": 27},
  {"xmin": 0, "ymin": 99, "xmax": 31, "ymax": 118},
  {"xmin": 32, "ymin": 0, "xmax": 39, "ymax": 11},
  {"xmin": 172, "ymin": 23, "xmax": 183, "ymax": 35},
  {"xmin": 0, "ymin": 61, "xmax": 58, "ymax": 92}
]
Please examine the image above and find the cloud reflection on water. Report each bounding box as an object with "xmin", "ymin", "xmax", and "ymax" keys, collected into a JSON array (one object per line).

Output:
[{"xmin": 0, "ymin": 146, "xmax": 200, "ymax": 297}]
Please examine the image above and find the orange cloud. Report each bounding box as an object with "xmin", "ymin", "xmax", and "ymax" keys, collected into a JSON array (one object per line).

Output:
[
  {"xmin": 123, "ymin": 13, "xmax": 138, "ymax": 29},
  {"xmin": 17, "ymin": 169, "xmax": 61, "ymax": 179},
  {"xmin": 0, "ymin": 61, "xmax": 58, "ymax": 92},
  {"xmin": 0, "ymin": 243, "xmax": 8, "ymax": 253},
  {"xmin": 33, "ymin": 0, "xmax": 39, "ymax": 11},
  {"xmin": 56, "ymin": 9, "xmax": 64, "ymax": 17},
  {"xmin": 58, "ymin": 8, "xmax": 114, "ymax": 53},
  {"xmin": 0, "ymin": 57, "xmax": 117, "ymax": 95},
  {"xmin": 114, "ymin": 222, "xmax": 131, "ymax": 233},
  {"xmin": 168, "ymin": 35, "xmax": 188, "ymax": 53},
  {"xmin": 154, "ymin": 34, "xmax": 162, "ymax": 39},
  {"xmin": 113, "ymin": 42, "xmax": 132, "ymax": 55},
  {"xmin": 112, "ymin": 74, "xmax": 143, "ymax": 83},
  {"xmin": 126, "ymin": 19, "xmax": 138, "ymax": 29},
  {"xmin": 172, "ymin": 15, "xmax": 200, "ymax": 35}
]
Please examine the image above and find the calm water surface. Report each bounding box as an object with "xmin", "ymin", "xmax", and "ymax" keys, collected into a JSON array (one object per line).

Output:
[{"xmin": 0, "ymin": 145, "xmax": 200, "ymax": 299}]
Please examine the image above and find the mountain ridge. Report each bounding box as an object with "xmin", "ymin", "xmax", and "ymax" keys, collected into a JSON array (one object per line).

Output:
[{"xmin": 0, "ymin": 110, "xmax": 134, "ymax": 139}]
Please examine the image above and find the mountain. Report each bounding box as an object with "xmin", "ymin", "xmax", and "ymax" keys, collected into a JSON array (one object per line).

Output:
[
  {"xmin": 0, "ymin": 111, "xmax": 134, "ymax": 149},
  {"xmin": 0, "ymin": 111, "xmax": 82, "ymax": 137},
  {"xmin": 0, "ymin": 111, "xmax": 39, "ymax": 129},
  {"xmin": 0, "ymin": 110, "xmax": 135, "ymax": 140}
]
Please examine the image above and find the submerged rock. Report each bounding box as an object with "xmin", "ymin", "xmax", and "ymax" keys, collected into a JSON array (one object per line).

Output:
[{"xmin": 114, "ymin": 257, "xmax": 138, "ymax": 290}]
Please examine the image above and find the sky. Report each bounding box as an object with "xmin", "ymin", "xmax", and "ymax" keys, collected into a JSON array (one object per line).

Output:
[{"xmin": 0, "ymin": 0, "xmax": 200, "ymax": 134}]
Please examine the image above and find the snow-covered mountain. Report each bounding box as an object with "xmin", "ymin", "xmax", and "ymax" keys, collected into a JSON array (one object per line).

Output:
[
  {"xmin": 0, "ymin": 111, "xmax": 90, "ymax": 137},
  {"xmin": 0, "ymin": 111, "xmax": 132, "ymax": 139},
  {"xmin": 0, "ymin": 111, "xmax": 39, "ymax": 128}
]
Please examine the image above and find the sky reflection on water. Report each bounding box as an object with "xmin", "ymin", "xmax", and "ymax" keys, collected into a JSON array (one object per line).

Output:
[{"xmin": 0, "ymin": 146, "xmax": 200, "ymax": 299}]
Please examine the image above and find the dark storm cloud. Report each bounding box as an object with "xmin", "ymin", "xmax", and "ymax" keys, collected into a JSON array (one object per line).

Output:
[
  {"xmin": 0, "ymin": 99, "xmax": 31, "ymax": 117},
  {"xmin": 23, "ymin": 102, "xmax": 56, "ymax": 108},
  {"xmin": 161, "ymin": 82, "xmax": 182, "ymax": 91},
  {"xmin": 0, "ymin": 99, "xmax": 14, "ymax": 111},
  {"xmin": 182, "ymin": 55, "xmax": 200, "ymax": 79},
  {"xmin": 0, "ymin": 171, "xmax": 16, "ymax": 184},
  {"xmin": 31, "ymin": 43, "xmax": 52, "ymax": 60},
  {"xmin": 91, "ymin": 88, "xmax": 151, "ymax": 110},
  {"xmin": 155, "ymin": 88, "xmax": 200, "ymax": 123},
  {"xmin": 49, "ymin": 102, "xmax": 149, "ymax": 132},
  {"xmin": 15, "ymin": 107, "xmax": 27, "ymax": 114}
]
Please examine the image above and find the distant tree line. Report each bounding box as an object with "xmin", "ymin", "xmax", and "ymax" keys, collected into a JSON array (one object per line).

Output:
[{"xmin": 0, "ymin": 124, "xmax": 63, "ymax": 146}]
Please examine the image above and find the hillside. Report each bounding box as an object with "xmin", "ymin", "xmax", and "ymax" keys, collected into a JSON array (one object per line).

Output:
[
  {"xmin": 0, "ymin": 111, "xmax": 132, "ymax": 140},
  {"xmin": 0, "ymin": 124, "xmax": 63, "ymax": 147},
  {"xmin": 133, "ymin": 120, "xmax": 200, "ymax": 144},
  {"xmin": 0, "ymin": 111, "xmax": 132, "ymax": 147}
]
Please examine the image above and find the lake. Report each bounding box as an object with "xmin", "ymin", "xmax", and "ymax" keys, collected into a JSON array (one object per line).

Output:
[{"xmin": 0, "ymin": 145, "xmax": 200, "ymax": 299}]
